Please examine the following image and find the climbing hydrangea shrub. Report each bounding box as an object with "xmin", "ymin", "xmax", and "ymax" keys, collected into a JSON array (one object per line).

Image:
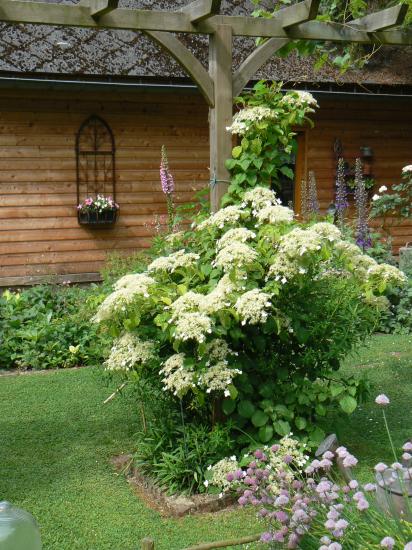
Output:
[
  {"xmin": 225, "ymin": 81, "xmax": 318, "ymax": 202},
  {"xmin": 94, "ymin": 186, "xmax": 407, "ymax": 447}
]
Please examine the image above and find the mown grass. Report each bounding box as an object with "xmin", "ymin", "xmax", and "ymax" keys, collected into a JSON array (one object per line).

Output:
[{"xmin": 0, "ymin": 334, "xmax": 410, "ymax": 549}]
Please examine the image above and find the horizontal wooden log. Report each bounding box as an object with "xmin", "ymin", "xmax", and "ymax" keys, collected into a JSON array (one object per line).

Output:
[{"xmin": 0, "ymin": 272, "xmax": 102, "ymax": 288}]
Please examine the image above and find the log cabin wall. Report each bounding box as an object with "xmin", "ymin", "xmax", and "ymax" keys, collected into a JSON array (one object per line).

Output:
[
  {"xmin": 306, "ymin": 96, "xmax": 412, "ymax": 254},
  {"xmin": 0, "ymin": 88, "xmax": 209, "ymax": 286},
  {"xmin": 0, "ymin": 89, "xmax": 411, "ymax": 286}
]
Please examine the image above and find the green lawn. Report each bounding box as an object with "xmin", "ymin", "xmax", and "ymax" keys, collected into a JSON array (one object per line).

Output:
[{"xmin": 0, "ymin": 334, "xmax": 411, "ymax": 549}]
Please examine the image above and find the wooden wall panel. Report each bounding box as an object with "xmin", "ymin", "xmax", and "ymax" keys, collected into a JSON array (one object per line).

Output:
[
  {"xmin": 1, "ymin": 90, "xmax": 412, "ymax": 286},
  {"xmin": 305, "ymin": 97, "xmax": 412, "ymax": 254},
  {"xmin": 0, "ymin": 89, "xmax": 209, "ymax": 284}
]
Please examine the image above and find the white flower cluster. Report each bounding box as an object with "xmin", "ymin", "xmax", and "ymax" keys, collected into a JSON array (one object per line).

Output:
[
  {"xmin": 161, "ymin": 348, "xmax": 241, "ymax": 397},
  {"xmin": 165, "ymin": 231, "xmax": 185, "ymax": 245},
  {"xmin": 198, "ymin": 361, "xmax": 242, "ymax": 396},
  {"xmin": 334, "ymin": 241, "xmax": 362, "ymax": 260},
  {"xmin": 160, "ymin": 353, "xmax": 196, "ymax": 397},
  {"xmin": 148, "ymin": 249, "xmax": 200, "ymax": 272},
  {"xmin": 278, "ymin": 228, "xmax": 323, "ymax": 259},
  {"xmin": 242, "ymin": 186, "xmax": 280, "ymax": 211},
  {"xmin": 201, "ymin": 275, "xmax": 236, "ymax": 314},
  {"xmin": 208, "ymin": 457, "xmax": 239, "ymax": 490},
  {"xmin": 256, "ymin": 204, "xmax": 294, "ymax": 225},
  {"xmin": 226, "ymin": 106, "xmax": 278, "ymax": 135},
  {"xmin": 235, "ymin": 288, "xmax": 272, "ymax": 325},
  {"xmin": 174, "ymin": 312, "xmax": 213, "ymax": 343},
  {"xmin": 104, "ymin": 333, "xmax": 155, "ymax": 372},
  {"xmin": 402, "ymin": 164, "xmax": 412, "ymax": 174},
  {"xmin": 93, "ymin": 287, "xmax": 140, "ymax": 323},
  {"xmin": 213, "ymin": 241, "xmax": 258, "ymax": 272},
  {"xmin": 170, "ymin": 291, "xmax": 204, "ymax": 320},
  {"xmin": 217, "ymin": 228, "xmax": 256, "ymax": 250},
  {"xmin": 311, "ymin": 222, "xmax": 342, "ymax": 242},
  {"xmin": 202, "ymin": 338, "xmax": 235, "ymax": 363},
  {"xmin": 197, "ymin": 205, "xmax": 245, "ymax": 230},
  {"xmin": 280, "ymin": 90, "xmax": 319, "ymax": 110},
  {"xmin": 267, "ymin": 255, "xmax": 306, "ymax": 284},
  {"xmin": 367, "ymin": 264, "xmax": 407, "ymax": 288},
  {"xmin": 114, "ymin": 273, "xmax": 155, "ymax": 296}
]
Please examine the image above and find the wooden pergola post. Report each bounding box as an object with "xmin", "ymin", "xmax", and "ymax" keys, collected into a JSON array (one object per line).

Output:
[
  {"xmin": 209, "ymin": 24, "xmax": 233, "ymax": 211},
  {"xmin": 0, "ymin": 0, "xmax": 410, "ymax": 211}
]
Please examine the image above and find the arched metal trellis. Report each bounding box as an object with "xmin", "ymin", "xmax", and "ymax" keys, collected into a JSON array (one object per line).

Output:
[{"xmin": 76, "ymin": 114, "xmax": 116, "ymax": 204}]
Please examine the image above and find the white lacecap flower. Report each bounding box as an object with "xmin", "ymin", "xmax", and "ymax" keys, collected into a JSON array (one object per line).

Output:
[
  {"xmin": 226, "ymin": 106, "xmax": 278, "ymax": 136},
  {"xmin": 402, "ymin": 164, "xmax": 412, "ymax": 173},
  {"xmin": 214, "ymin": 241, "xmax": 258, "ymax": 272},
  {"xmin": 104, "ymin": 333, "xmax": 155, "ymax": 372},
  {"xmin": 197, "ymin": 205, "xmax": 245, "ymax": 231},
  {"xmin": 173, "ymin": 312, "xmax": 213, "ymax": 343},
  {"xmin": 372, "ymin": 194, "xmax": 380, "ymax": 201},
  {"xmin": 235, "ymin": 288, "xmax": 272, "ymax": 325},
  {"xmin": 378, "ymin": 185, "xmax": 387, "ymax": 193}
]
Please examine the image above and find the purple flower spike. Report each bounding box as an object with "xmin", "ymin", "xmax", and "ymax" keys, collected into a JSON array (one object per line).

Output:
[{"xmin": 160, "ymin": 145, "xmax": 174, "ymax": 195}]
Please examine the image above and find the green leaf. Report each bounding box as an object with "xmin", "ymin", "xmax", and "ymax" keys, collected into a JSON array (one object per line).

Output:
[
  {"xmin": 339, "ymin": 395, "xmax": 357, "ymax": 414},
  {"xmin": 258, "ymin": 425, "xmax": 274, "ymax": 443},
  {"xmin": 251, "ymin": 410, "xmax": 269, "ymax": 428},
  {"xmin": 227, "ymin": 384, "xmax": 238, "ymax": 400},
  {"xmin": 238, "ymin": 400, "xmax": 255, "ymax": 418},
  {"xmin": 308, "ymin": 426, "xmax": 325, "ymax": 445},
  {"xmin": 273, "ymin": 419, "xmax": 291, "ymax": 437},
  {"xmin": 280, "ymin": 165, "xmax": 294, "ymax": 179},
  {"xmin": 315, "ymin": 403, "xmax": 327, "ymax": 416},
  {"xmin": 232, "ymin": 145, "xmax": 242, "ymax": 159},
  {"xmin": 330, "ymin": 383, "xmax": 345, "ymax": 397},
  {"xmin": 295, "ymin": 416, "xmax": 307, "ymax": 430},
  {"xmin": 222, "ymin": 399, "xmax": 236, "ymax": 416},
  {"xmin": 274, "ymin": 404, "xmax": 294, "ymax": 420}
]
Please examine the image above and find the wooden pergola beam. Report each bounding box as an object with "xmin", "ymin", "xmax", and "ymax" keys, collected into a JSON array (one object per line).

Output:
[
  {"xmin": 0, "ymin": 0, "xmax": 410, "ymax": 44},
  {"xmin": 232, "ymin": 0, "xmax": 320, "ymax": 97},
  {"xmin": 350, "ymin": 4, "xmax": 408, "ymax": 32},
  {"xmin": 181, "ymin": 0, "xmax": 222, "ymax": 23},
  {"xmin": 78, "ymin": 0, "xmax": 119, "ymax": 19},
  {"xmin": 145, "ymin": 31, "xmax": 214, "ymax": 107}
]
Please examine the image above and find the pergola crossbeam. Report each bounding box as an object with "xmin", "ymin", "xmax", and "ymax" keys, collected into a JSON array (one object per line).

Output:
[
  {"xmin": 79, "ymin": 0, "xmax": 119, "ymax": 19},
  {"xmin": 350, "ymin": 4, "xmax": 408, "ymax": 32},
  {"xmin": 181, "ymin": 0, "xmax": 222, "ymax": 23},
  {"xmin": 0, "ymin": 1, "xmax": 410, "ymax": 44}
]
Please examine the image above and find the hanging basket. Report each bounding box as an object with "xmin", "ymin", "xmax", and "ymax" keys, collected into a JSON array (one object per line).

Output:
[{"xmin": 77, "ymin": 209, "xmax": 118, "ymax": 227}]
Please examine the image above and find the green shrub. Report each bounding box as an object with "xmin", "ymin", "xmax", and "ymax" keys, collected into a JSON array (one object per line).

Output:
[
  {"xmin": 378, "ymin": 279, "xmax": 412, "ymax": 334},
  {"xmin": 135, "ymin": 421, "xmax": 234, "ymax": 495},
  {"xmin": 0, "ymin": 284, "xmax": 109, "ymax": 370},
  {"xmin": 93, "ymin": 186, "xmax": 407, "ymax": 455}
]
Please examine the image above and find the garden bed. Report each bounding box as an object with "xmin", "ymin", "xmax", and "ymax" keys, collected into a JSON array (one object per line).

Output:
[{"xmin": 112, "ymin": 454, "xmax": 235, "ymax": 517}]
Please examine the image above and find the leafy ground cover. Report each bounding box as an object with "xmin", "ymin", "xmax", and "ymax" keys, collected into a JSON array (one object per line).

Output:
[{"xmin": 0, "ymin": 333, "xmax": 410, "ymax": 550}]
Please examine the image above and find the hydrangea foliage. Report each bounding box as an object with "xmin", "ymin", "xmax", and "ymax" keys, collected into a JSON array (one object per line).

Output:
[{"xmin": 94, "ymin": 186, "xmax": 406, "ymax": 444}]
